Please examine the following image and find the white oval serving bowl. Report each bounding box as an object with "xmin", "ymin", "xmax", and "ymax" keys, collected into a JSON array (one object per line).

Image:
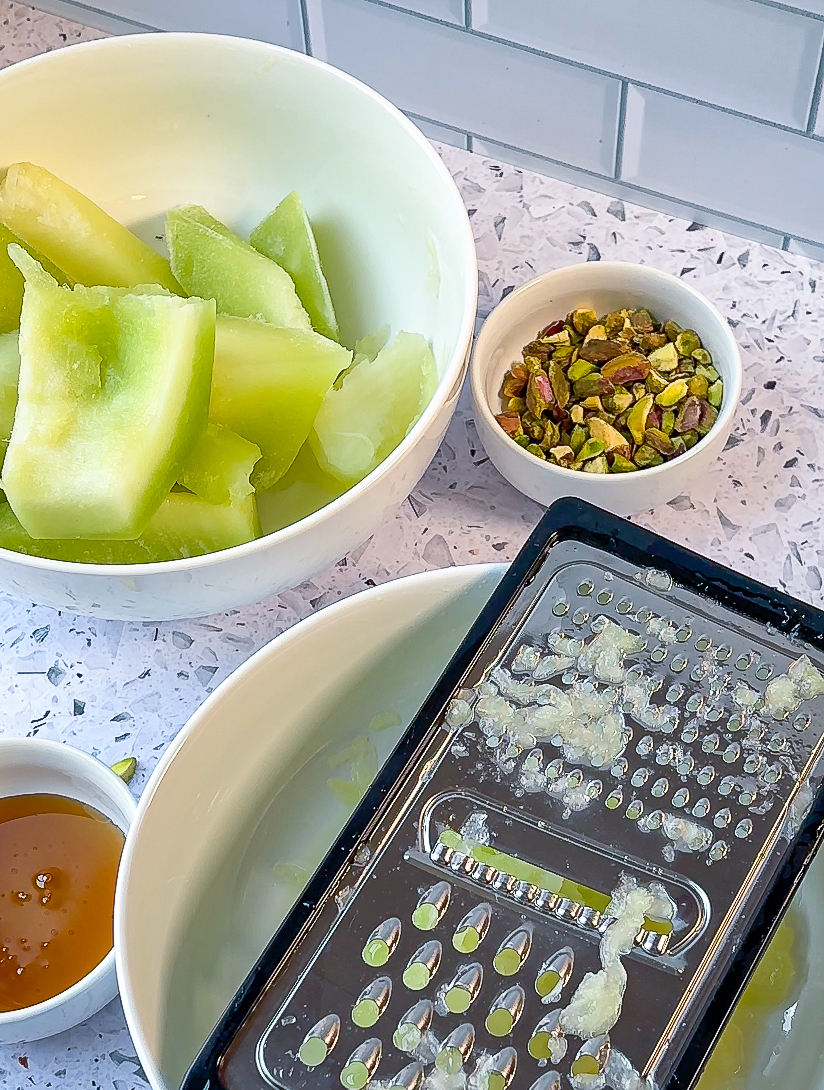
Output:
[
  {"xmin": 0, "ymin": 33, "xmax": 477, "ymax": 621},
  {"xmin": 471, "ymin": 262, "xmax": 742, "ymax": 516},
  {"xmin": 0, "ymin": 738, "xmax": 136, "ymax": 1044},
  {"xmin": 115, "ymin": 563, "xmax": 505, "ymax": 1090}
]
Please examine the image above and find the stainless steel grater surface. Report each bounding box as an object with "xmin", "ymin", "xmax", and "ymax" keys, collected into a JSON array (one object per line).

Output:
[{"xmin": 184, "ymin": 500, "xmax": 824, "ymax": 1090}]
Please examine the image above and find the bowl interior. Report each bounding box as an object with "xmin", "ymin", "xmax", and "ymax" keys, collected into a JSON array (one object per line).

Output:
[
  {"xmin": 116, "ymin": 564, "xmax": 504, "ymax": 1089},
  {"xmin": 477, "ymin": 262, "xmax": 740, "ymax": 453},
  {"xmin": 0, "ymin": 34, "xmax": 475, "ymax": 536}
]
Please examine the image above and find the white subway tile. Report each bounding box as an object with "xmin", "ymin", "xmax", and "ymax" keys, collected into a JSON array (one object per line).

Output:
[
  {"xmin": 472, "ymin": 136, "xmax": 787, "ymax": 247},
  {"xmin": 621, "ymin": 85, "xmax": 824, "ymax": 242},
  {"xmin": 316, "ymin": 0, "xmax": 621, "ymax": 173},
  {"xmin": 473, "ymin": 0, "xmax": 823, "ymax": 129},
  {"xmin": 787, "ymin": 236, "xmax": 824, "ymax": 260},
  {"xmin": 407, "ymin": 113, "xmax": 470, "ymax": 149},
  {"xmin": 65, "ymin": 0, "xmax": 305, "ymax": 48},
  {"xmin": 381, "ymin": 0, "xmax": 465, "ymax": 23}
]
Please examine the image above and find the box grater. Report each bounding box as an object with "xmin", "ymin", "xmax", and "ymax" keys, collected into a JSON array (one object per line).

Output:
[{"xmin": 183, "ymin": 499, "xmax": 824, "ymax": 1090}]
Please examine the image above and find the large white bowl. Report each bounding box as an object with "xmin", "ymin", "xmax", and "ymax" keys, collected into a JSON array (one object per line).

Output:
[
  {"xmin": 0, "ymin": 738, "xmax": 136, "ymax": 1044},
  {"xmin": 115, "ymin": 563, "xmax": 505, "ymax": 1090},
  {"xmin": 471, "ymin": 262, "xmax": 742, "ymax": 516},
  {"xmin": 115, "ymin": 563, "xmax": 824, "ymax": 1090},
  {"xmin": 0, "ymin": 34, "xmax": 477, "ymax": 620}
]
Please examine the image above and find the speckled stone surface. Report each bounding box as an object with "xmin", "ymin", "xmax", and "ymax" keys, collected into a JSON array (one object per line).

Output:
[{"xmin": 1, "ymin": 6, "xmax": 824, "ymax": 1089}]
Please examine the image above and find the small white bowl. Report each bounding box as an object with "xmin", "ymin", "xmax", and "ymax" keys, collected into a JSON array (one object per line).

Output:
[
  {"xmin": 471, "ymin": 262, "xmax": 742, "ymax": 516},
  {"xmin": 115, "ymin": 563, "xmax": 505, "ymax": 1089},
  {"xmin": 0, "ymin": 738, "xmax": 136, "ymax": 1044}
]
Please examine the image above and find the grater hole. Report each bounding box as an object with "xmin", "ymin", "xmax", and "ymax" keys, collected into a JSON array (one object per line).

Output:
[
  {"xmin": 651, "ymin": 777, "xmax": 669, "ymax": 797},
  {"xmin": 714, "ymin": 808, "xmax": 732, "ymax": 828},
  {"xmin": 728, "ymin": 715, "xmax": 743, "ymax": 732},
  {"xmin": 735, "ymin": 653, "xmax": 752, "ymax": 670},
  {"xmin": 605, "ymin": 788, "xmax": 623, "ymax": 809},
  {"xmin": 695, "ymin": 636, "xmax": 712, "ymax": 652},
  {"xmin": 596, "ymin": 590, "xmax": 613, "ymax": 605},
  {"xmin": 704, "ymin": 706, "xmax": 724, "ymax": 722},
  {"xmin": 577, "ymin": 581, "xmax": 594, "ymax": 596},
  {"xmin": 572, "ymin": 608, "xmax": 589, "ymax": 626},
  {"xmin": 636, "ymin": 736, "xmax": 654, "ymax": 757},
  {"xmin": 635, "ymin": 608, "xmax": 653, "ymax": 623},
  {"xmin": 739, "ymin": 789, "xmax": 757, "ymax": 806},
  {"xmin": 794, "ymin": 713, "xmax": 811, "ymax": 731},
  {"xmin": 735, "ymin": 819, "xmax": 753, "ymax": 839},
  {"xmin": 685, "ymin": 694, "xmax": 704, "ymax": 714},
  {"xmin": 610, "ymin": 758, "xmax": 628, "ymax": 778},
  {"xmin": 755, "ymin": 664, "xmax": 773, "ymax": 681},
  {"xmin": 640, "ymin": 809, "xmax": 664, "ymax": 831},
  {"xmin": 667, "ymin": 684, "xmax": 685, "ymax": 703},
  {"xmin": 681, "ymin": 724, "xmax": 699, "ymax": 744},
  {"xmin": 552, "ymin": 600, "xmax": 569, "ymax": 617},
  {"xmin": 708, "ymin": 840, "xmax": 728, "ymax": 862},
  {"xmin": 718, "ymin": 777, "xmax": 735, "ymax": 796},
  {"xmin": 675, "ymin": 627, "xmax": 692, "ymax": 643},
  {"xmin": 715, "ymin": 645, "xmax": 732, "ymax": 661},
  {"xmin": 692, "ymin": 798, "xmax": 711, "ymax": 818},
  {"xmin": 650, "ymin": 647, "xmax": 667, "ymax": 663},
  {"xmin": 722, "ymin": 743, "xmax": 741, "ymax": 764},
  {"xmin": 672, "ymin": 787, "xmax": 690, "ymax": 808},
  {"xmin": 631, "ymin": 768, "xmax": 651, "ymax": 787},
  {"xmin": 626, "ymin": 799, "xmax": 644, "ymax": 820},
  {"xmin": 697, "ymin": 765, "xmax": 716, "ymax": 786},
  {"xmin": 671, "ymin": 655, "xmax": 688, "ymax": 673},
  {"xmin": 616, "ymin": 598, "xmax": 633, "ymax": 614}
]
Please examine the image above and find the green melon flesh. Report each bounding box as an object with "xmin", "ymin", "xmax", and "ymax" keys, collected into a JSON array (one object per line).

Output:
[
  {"xmin": 0, "ymin": 492, "xmax": 259, "ymax": 563},
  {"xmin": 167, "ymin": 205, "xmax": 311, "ymax": 330},
  {"xmin": 178, "ymin": 422, "xmax": 261, "ymax": 506},
  {"xmin": 0, "ymin": 331, "xmax": 20, "ymax": 471},
  {"xmin": 1, "ymin": 225, "xmax": 73, "ymax": 334},
  {"xmin": 211, "ymin": 316, "xmax": 350, "ymax": 489},
  {"xmin": 250, "ymin": 192, "xmax": 340, "ymax": 342},
  {"xmin": 2, "ymin": 247, "xmax": 215, "ymax": 539},
  {"xmin": 0, "ymin": 163, "xmax": 180, "ymax": 292},
  {"xmin": 310, "ymin": 331, "xmax": 437, "ymax": 484},
  {"xmin": 258, "ymin": 442, "xmax": 349, "ymax": 534}
]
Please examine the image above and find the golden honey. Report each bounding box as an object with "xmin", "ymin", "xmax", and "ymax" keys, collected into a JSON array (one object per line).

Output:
[{"xmin": 0, "ymin": 793, "xmax": 124, "ymax": 1012}]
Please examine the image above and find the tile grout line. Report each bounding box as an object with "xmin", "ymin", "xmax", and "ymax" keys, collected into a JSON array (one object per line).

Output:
[
  {"xmin": 747, "ymin": 0, "xmax": 824, "ymax": 21},
  {"xmin": 357, "ymin": 0, "xmax": 824, "ymax": 142},
  {"xmin": 614, "ymin": 82, "xmax": 628, "ymax": 181},
  {"xmin": 299, "ymin": 0, "xmax": 313, "ymax": 54},
  {"xmin": 464, "ymin": 0, "xmax": 472, "ymax": 29},
  {"xmin": 782, "ymin": 236, "xmax": 792, "ymax": 250},
  {"xmin": 457, "ymin": 126, "xmax": 812, "ymax": 243},
  {"xmin": 806, "ymin": 38, "xmax": 824, "ymax": 132},
  {"xmin": 28, "ymin": 0, "xmax": 155, "ymax": 32}
]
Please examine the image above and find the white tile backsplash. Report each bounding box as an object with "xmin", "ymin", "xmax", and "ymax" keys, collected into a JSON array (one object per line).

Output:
[
  {"xmin": 16, "ymin": 0, "xmax": 824, "ymax": 249},
  {"xmin": 315, "ymin": 0, "xmax": 622, "ymax": 173},
  {"xmin": 474, "ymin": 0, "xmax": 824, "ymax": 128}
]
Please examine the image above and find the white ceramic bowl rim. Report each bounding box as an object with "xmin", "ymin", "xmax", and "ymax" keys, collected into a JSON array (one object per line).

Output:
[
  {"xmin": 471, "ymin": 261, "xmax": 743, "ymax": 485},
  {"xmin": 0, "ymin": 738, "xmax": 137, "ymax": 1028},
  {"xmin": 0, "ymin": 32, "xmax": 477, "ymax": 578},
  {"xmin": 114, "ymin": 562, "xmax": 503, "ymax": 1088}
]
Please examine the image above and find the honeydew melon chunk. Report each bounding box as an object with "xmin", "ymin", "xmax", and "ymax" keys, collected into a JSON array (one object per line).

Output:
[
  {"xmin": 250, "ymin": 191, "xmax": 340, "ymax": 342},
  {"xmin": 211, "ymin": 316, "xmax": 350, "ymax": 489},
  {"xmin": 0, "ymin": 492, "xmax": 259, "ymax": 564},
  {"xmin": 178, "ymin": 423, "xmax": 261, "ymax": 507},
  {"xmin": 1, "ymin": 225, "xmax": 73, "ymax": 334},
  {"xmin": 0, "ymin": 163, "xmax": 181, "ymax": 292},
  {"xmin": 2, "ymin": 247, "xmax": 215, "ymax": 539},
  {"xmin": 0, "ymin": 331, "xmax": 20, "ymax": 468},
  {"xmin": 310, "ymin": 331, "xmax": 437, "ymax": 484},
  {"xmin": 167, "ymin": 205, "xmax": 311, "ymax": 330},
  {"xmin": 257, "ymin": 442, "xmax": 349, "ymax": 534}
]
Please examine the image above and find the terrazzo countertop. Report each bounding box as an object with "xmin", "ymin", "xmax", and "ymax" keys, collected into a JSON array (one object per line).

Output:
[{"xmin": 2, "ymin": 4, "xmax": 824, "ymax": 1088}]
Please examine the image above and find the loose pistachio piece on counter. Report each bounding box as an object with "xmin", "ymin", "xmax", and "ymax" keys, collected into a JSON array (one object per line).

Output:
[{"xmin": 111, "ymin": 756, "xmax": 137, "ymax": 783}]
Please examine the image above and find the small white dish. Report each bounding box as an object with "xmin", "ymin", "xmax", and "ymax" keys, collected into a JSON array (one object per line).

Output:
[
  {"xmin": 115, "ymin": 563, "xmax": 505, "ymax": 1089},
  {"xmin": 471, "ymin": 261, "xmax": 742, "ymax": 516},
  {"xmin": 0, "ymin": 738, "xmax": 136, "ymax": 1044}
]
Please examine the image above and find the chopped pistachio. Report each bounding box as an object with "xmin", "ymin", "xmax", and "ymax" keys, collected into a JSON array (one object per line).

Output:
[
  {"xmin": 582, "ymin": 323, "xmax": 607, "ymax": 344},
  {"xmin": 549, "ymin": 444, "xmax": 575, "ymax": 466},
  {"xmin": 514, "ymin": 434, "xmax": 531, "ymax": 448},
  {"xmin": 570, "ymin": 424, "xmax": 588, "ymax": 454},
  {"xmin": 495, "ymin": 412, "xmax": 524, "ymax": 438},
  {"xmin": 675, "ymin": 329, "xmax": 702, "ymax": 356},
  {"xmin": 546, "ymin": 328, "xmax": 571, "ymax": 346},
  {"xmin": 583, "ymin": 453, "xmax": 609, "ymax": 473},
  {"xmin": 540, "ymin": 420, "xmax": 561, "ymax": 450},
  {"xmin": 655, "ymin": 379, "xmax": 689, "ymax": 407},
  {"xmin": 646, "ymin": 370, "xmax": 669, "ymax": 395},
  {"xmin": 644, "ymin": 427, "xmax": 676, "ymax": 455},
  {"xmin": 629, "ymin": 308, "xmax": 654, "ymax": 333},
  {"xmin": 500, "ymin": 368, "xmax": 528, "ymax": 398},
  {"xmin": 547, "ymin": 360, "xmax": 571, "ymax": 408},
  {"xmin": 526, "ymin": 442, "xmax": 546, "ymax": 459},
  {"xmin": 567, "ymin": 358, "xmax": 597, "ymax": 383},
  {"xmin": 687, "ymin": 374, "xmax": 709, "ymax": 399},
  {"xmin": 573, "ymin": 374, "xmax": 614, "ymax": 399},
  {"xmin": 682, "ymin": 430, "xmax": 700, "ymax": 449},
  {"xmin": 526, "ymin": 372, "xmax": 554, "ymax": 416},
  {"xmin": 632, "ymin": 382, "xmax": 648, "ymax": 402},
  {"xmin": 578, "ymin": 437, "xmax": 606, "ymax": 461},
  {"xmin": 571, "ymin": 308, "xmax": 598, "ymax": 335},
  {"xmin": 552, "ymin": 345, "xmax": 575, "ymax": 363},
  {"xmin": 606, "ymin": 389, "xmax": 634, "ymax": 414},
  {"xmin": 695, "ymin": 400, "xmax": 718, "ymax": 436},
  {"xmin": 570, "ymin": 404, "xmax": 585, "ymax": 425},
  {"xmin": 601, "ymin": 353, "xmax": 651, "ymax": 384},
  {"xmin": 604, "ymin": 311, "xmax": 625, "ymax": 337},
  {"xmin": 708, "ymin": 379, "xmax": 723, "ymax": 408},
  {"xmin": 627, "ymin": 393, "xmax": 654, "ymax": 445},
  {"xmin": 647, "ymin": 341, "xmax": 679, "ymax": 372},
  {"xmin": 674, "ymin": 395, "xmax": 702, "ymax": 433},
  {"xmin": 580, "ymin": 395, "xmax": 604, "ymax": 411},
  {"xmin": 610, "ymin": 453, "xmax": 637, "ymax": 473},
  {"xmin": 634, "ymin": 444, "xmax": 664, "ymax": 468},
  {"xmin": 579, "ymin": 339, "xmax": 624, "ymax": 363},
  {"xmin": 664, "ymin": 320, "xmax": 682, "ymax": 342},
  {"xmin": 638, "ymin": 331, "xmax": 668, "ymax": 352},
  {"xmin": 691, "ymin": 347, "xmax": 713, "ymax": 367},
  {"xmin": 588, "ymin": 416, "xmax": 630, "ymax": 452},
  {"xmin": 111, "ymin": 757, "xmax": 138, "ymax": 783},
  {"xmin": 661, "ymin": 409, "xmax": 676, "ymax": 434},
  {"xmin": 695, "ymin": 362, "xmax": 720, "ymax": 383},
  {"xmin": 507, "ymin": 396, "xmax": 527, "ymax": 413}
]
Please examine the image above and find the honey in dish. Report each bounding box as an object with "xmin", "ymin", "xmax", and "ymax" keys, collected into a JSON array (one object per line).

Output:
[{"xmin": 0, "ymin": 793, "xmax": 124, "ymax": 1012}]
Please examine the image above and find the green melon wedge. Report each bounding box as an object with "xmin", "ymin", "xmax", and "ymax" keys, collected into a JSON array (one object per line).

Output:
[
  {"xmin": 178, "ymin": 423, "xmax": 261, "ymax": 507},
  {"xmin": 167, "ymin": 205, "xmax": 311, "ymax": 330},
  {"xmin": 0, "ymin": 492, "xmax": 259, "ymax": 564},
  {"xmin": 0, "ymin": 331, "xmax": 20, "ymax": 472},
  {"xmin": 310, "ymin": 331, "xmax": 437, "ymax": 484},
  {"xmin": 210, "ymin": 316, "xmax": 350, "ymax": 490},
  {"xmin": 1, "ymin": 224, "xmax": 73, "ymax": 334},
  {"xmin": 250, "ymin": 191, "xmax": 340, "ymax": 342},
  {"xmin": 0, "ymin": 163, "xmax": 180, "ymax": 292},
  {"xmin": 2, "ymin": 247, "xmax": 215, "ymax": 539}
]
